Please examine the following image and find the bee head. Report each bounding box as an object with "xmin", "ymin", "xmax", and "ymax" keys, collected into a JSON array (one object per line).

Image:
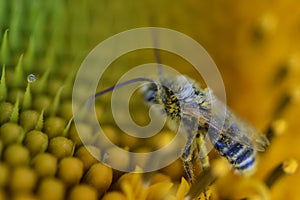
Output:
[
  {"xmin": 142, "ymin": 81, "xmax": 172, "ymax": 104},
  {"xmin": 143, "ymin": 82, "xmax": 159, "ymax": 103}
]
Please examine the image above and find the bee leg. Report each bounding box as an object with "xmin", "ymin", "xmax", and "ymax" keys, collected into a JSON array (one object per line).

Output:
[
  {"xmin": 196, "ymin": 132, "xmax": 210, "ymax": 169},
  {"xmin": 181, "ymin": 144, "xmax": 195, "ymax": 182},
  {"xmin": 183, "ymin": 160, "xmax": 194, "ymax": 182},
  {"xmin": 183, "ymin": 158, "xmax": 212, "ymax": 200},
  {"xmin": 183, "ymin": 139, "xmax": 212, "ymax": 200},
  {"xmin": 196, "ymin": 132, "xmax": 210, "ymax": 200}
]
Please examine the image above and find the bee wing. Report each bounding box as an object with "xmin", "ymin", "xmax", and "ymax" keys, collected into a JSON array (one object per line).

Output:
[{"xmin": 182, "ymin": 98, "xmax": 269, "ymax": 152}]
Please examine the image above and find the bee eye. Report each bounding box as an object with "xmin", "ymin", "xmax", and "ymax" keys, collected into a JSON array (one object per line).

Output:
[
  {"xmin": 144, "ymin": 89, "xmax": 157, "ymax": 102},
  {"xmin": 144, "ymin": 83, "xmax": 158, "ymax": 102}
]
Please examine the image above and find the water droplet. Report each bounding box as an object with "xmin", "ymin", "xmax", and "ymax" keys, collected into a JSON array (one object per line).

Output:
[{"xmin": 27, "ymin": 74, "xmax": 36, "ymax": 83}]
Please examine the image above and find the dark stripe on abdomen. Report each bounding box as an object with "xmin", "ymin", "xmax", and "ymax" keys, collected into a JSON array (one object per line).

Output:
[{"xmin": 213, "ymin": 134, "xmax": 255, "ymax": 171}]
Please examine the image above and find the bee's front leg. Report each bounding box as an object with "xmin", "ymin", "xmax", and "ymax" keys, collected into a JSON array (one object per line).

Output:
[{"xmin": 181, "ymin": 144, "xmax": 195, "ymax": 182}]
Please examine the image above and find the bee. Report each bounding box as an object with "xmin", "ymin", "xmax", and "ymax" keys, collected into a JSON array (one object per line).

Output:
[
  {"xmin": 93, "ymin": 69, "xmax": 269, "ymax": 175},
  {"xmin": 92, "ymin": 49, "xmax": 269, "ymax": 197},
  {"xmin": 141, "ymin": 73, "xmax": 269, "ymax": 181}
]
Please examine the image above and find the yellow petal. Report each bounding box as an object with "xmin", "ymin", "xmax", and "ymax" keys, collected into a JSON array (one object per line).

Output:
[
  {"xmin": 175, "ymin": 177, "xmax": 190, "ymax": 199},
  {"xmin": 146, "ymin": 182, "xmax": 173, "ymax": 200}
]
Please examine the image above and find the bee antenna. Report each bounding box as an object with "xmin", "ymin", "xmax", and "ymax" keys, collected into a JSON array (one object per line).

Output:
[
  {"xmin": 86, "ymin": 77, "xmax": 153, "ymax": 108},
  {"xmin": 154, "ymin": 47, "xmax": 163, "ymax": 76},
  {"xmin": 95, "ymin": 77, "xmax": 153, "ymax": 98},
  {"xmin": 78, "ymin": 77, "xmax": 154, "ymax": 113},
  {"xmin": 151, "ymin": 29, "xmax": 163, "ymax": 77}
]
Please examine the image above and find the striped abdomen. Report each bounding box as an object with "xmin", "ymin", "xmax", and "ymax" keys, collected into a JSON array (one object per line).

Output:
[{"xmin": 214, "ymin": 134, "xmax": 256, "ymax": 173}]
